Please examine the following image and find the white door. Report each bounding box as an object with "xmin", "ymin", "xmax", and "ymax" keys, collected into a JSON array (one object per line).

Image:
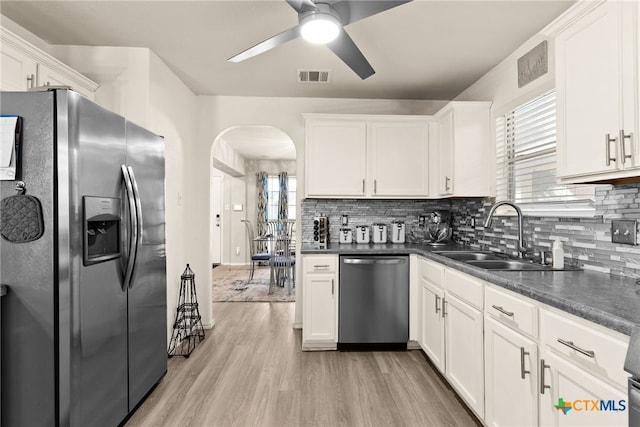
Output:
[
  {"xmin": 484, "ymin": 317, "xmax": 538, "ymax": 427},
  {"xmin": 368, "ymin": 120, "xmax": 429, "ymax": 197},
  {"xmin": 539, "ymin": 349, "xmax": 627, "ymax": 427},
  {"xmin": 210, "ymin": 175, "xmax": 223, "ymax": 266},
  {"xmin": 444, "ymin": 292, "xmax": 484, "ymax": 418},
  {"xmin": 420, "ymin": 280, "xmax": 445, "ymax": 373},
  {"xmin": 305, "ymin": 120, "xmax": 367, "ymax": 197},
  {"xmin": 0, "ymin": 43, "xmax": 37, "ymax": 91}
]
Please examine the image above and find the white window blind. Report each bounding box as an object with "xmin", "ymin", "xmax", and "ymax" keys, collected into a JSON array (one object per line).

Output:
[{"xmin": 496, "ymin": 91, "xmax": 595, "ymax": 206}]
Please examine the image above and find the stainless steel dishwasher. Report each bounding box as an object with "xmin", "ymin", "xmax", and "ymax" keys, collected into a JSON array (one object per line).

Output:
[{"xmin": 339, "ymin": 255, "xmax": 409, "ymax": 350}]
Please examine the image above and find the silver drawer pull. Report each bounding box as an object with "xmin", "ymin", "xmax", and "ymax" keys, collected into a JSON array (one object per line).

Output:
[
  {"xmin": 492, "ymin": 305, "xmax": 514, "ymax": 317},
  {"xmin": 313, "ymin": 265, "xmax": 330, "ymax": 269},
  {"xmin": 557, "ymin": 338, "xmax": 595, "ymax": 358},
  {"xmin": 520, "ymin": 347, "xmax": 530, "ymax": 379},
  {"xmin": 540, "ymin": 359, "xmax": 551, "ymax": 395}
]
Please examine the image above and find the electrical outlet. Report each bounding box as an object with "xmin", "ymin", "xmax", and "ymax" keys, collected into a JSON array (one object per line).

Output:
[{"xmin": 611, "ymin": 219, "xmax": 637, "ymax": 245}]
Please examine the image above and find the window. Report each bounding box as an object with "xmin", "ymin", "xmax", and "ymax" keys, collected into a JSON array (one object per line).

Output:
[
  {"xmin": 495, "ymin": 91, "xmax": 594, "ymax": 215},
  {"xmin": 266, "ymin": 175, "xmax": 297, "ymax": 220}
]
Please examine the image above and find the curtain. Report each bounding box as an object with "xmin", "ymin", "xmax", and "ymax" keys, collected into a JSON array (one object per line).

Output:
[
  {"xmin": 256, "ymin": 171, "xmax": 268, "ymax": 251},
  {"xmin": 278, "ymin": 172, "xmax": 288, "ymax": 229}
]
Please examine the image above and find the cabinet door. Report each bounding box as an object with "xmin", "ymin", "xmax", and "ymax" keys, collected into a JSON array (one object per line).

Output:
[
  {"xmin": 420, "ymin": 280, "xmax": 445, "ymax": 372},
  {"xmin": 556, "ymin": 1, "xmax": 632, "ymax": 178},
  {"xmin": 444, "ymin": 292, "xmax": 484, "ymax": 418},
  {"xmin": 302, "ymin": 273, "xmax": 337, "ymax": 344},
  {"xmin": 0, "ymin": 43, "xmax": 37, "ymax": 91},
  {"xmin": 368, "ymin": 120, "xmax": 429, "ymax": 197},
  {"xmin": 305, "ymin": 120, "xmax": 367, "ymax": 197},
  {"xmin": 437, "ymin": 109, "xmax": 455, "ymax": 195},
  {"xmin": 484, "ymin": 317, "xmax": 538, "ymax": 427},
  {"xmin": 539, "ymin": 349, "xmax": 627, "ymax": 427}
]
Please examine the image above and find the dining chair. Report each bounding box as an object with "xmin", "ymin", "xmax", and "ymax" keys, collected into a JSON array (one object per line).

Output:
[
  {"xmin": 269, "ymin": 233, "xmax": 295, "ymax": 295},
  {"xmin": 241, "ymin": 220, "xmax": 271, "ymax": 281}
]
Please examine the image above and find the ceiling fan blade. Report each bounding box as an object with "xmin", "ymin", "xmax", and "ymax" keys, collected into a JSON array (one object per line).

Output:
[
  {"xmin": 327, "ymin": 30, "xmax": 375, "ymax": 80},
  {"xmin": 228, "ymin": 26, "xmax": 301, "ymax": 63},
  {"xmin": 286, "ymin": 0, "xmax": 318, "ymax": 14},
  {"xmin": 331, "ymin": 0, "xmax": 412, "ymax": 26}
]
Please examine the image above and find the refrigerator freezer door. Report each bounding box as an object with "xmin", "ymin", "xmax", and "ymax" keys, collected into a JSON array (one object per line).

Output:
[
  {"xmin": 0, "ymin": 91, "xmax": 57, "ymax": 426},
  {"xmin": 125, "ymin": 121, "xmax": 167, "ymax": 410},
  {"xmin": 61, "ymin": 91, "xmax": 129, "ymax": 426}
]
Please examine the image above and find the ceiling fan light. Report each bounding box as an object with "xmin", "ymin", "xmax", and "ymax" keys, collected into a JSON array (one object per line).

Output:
[{"xmin": 300, "ymin": 13, "xmax": 340, "ymax": 44}]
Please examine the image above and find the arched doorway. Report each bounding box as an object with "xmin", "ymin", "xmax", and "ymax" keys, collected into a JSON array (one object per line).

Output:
[{"xmin": 209, "ymin": 125, "xmax": 297, "ymax": 301}]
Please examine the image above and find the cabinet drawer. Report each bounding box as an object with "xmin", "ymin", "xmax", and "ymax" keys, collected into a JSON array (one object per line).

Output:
[
  {"xmin": 303, "ymin": 255, "xmax": 337, "ymax": 274},
  {"xmin": 444, "ymin": 268, "xmax": 483, "ymax": 309},
  {"xmin": 485, "ymin": 285, "xmax": 538, "ymax": 339},
  {"xmin": 540, "ymin": 308, "xmax": 629, "ymax": 388},
  {"xmin": 418, "ymin": 257, "xmax": 444, "ymax": 288}
]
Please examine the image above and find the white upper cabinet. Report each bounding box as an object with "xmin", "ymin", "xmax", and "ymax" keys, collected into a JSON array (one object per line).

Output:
[
  {"xmin": 0, "ymin": 26, "xmax": 98, "ymax": 99},
  {"xmin": 368, "ymin": 119, "xmax": 430, "ymax": 197},
  {"xmin": 550, "ymin": 0, "xmax": 639, "ymax": 182},
  {"xmin": 305, "ymin": 119, "xmax": 368, "ymax": 198},
  {"xmin": 304, "ymin": 114, "xmax": 430, "ymax": 199},
  {"xmin": 434, "ymin": 102, "xmax": 491, "ymax": 197}
]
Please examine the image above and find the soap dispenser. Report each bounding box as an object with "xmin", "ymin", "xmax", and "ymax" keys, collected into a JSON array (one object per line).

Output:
[{"xmin": 552, "ymin": 239, "xmax": 564, "ymax": 269}]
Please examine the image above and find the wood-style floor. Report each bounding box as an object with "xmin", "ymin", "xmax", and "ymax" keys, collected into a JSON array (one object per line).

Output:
[{"xmin": 125, "ymin": 302, "xmax": 481, "ymax": 427}]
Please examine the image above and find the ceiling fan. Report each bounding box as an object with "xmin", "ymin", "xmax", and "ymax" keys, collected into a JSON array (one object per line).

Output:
[{"xmin": 228, "ymin": 0, "xmax": 412, "ymax": 80}]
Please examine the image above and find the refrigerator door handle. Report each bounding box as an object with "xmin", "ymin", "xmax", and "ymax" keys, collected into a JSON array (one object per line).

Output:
[
  {"xmin": 127, "ymin": 166, "xmax": 143, "ymax": 289},
  {"xmin": 121, "ymin": 165, "xmax": 138, "ymax": 290}
]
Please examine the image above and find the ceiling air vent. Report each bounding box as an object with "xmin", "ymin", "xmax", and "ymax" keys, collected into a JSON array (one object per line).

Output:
[{"xmin": 298, "ymin": 70, "xmax": 331, "ymax": 84}]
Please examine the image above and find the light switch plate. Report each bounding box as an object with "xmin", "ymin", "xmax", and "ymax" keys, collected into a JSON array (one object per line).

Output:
[{"xmin": 611, "ymin": 219, "xmax": 637, "ymax": 245}]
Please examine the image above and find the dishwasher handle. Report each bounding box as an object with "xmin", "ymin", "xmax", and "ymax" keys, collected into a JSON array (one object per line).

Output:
[{"xmin": 343, "ymin": 258, "xmax": 407, "ymax": 265}]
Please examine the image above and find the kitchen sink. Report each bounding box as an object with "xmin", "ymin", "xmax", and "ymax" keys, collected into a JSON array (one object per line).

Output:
[
  {"xmin": 434, "ymin": 251, "xmax": 505, "ymax": 261},
  {"xmin": 465, "ymin": 259, "xmax": 550, "ymax": 271}
]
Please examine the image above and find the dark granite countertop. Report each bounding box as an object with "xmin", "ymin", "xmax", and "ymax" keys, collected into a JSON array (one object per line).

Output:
[
  {"xmin": 301, "ymin": 242, "xmax": 640, "ymax": 336},
  {"xmin": 0, "ymin": 285, "xmax": 6, "ymax": 297}
]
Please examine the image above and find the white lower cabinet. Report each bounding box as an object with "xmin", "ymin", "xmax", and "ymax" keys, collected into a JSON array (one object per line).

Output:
[
  {"xmin": 539, "ymin": 349, "xmax": 627, "ymax": 427},
  {"xmin": 417, "ymin": 258, "xmax": 484, "ymax": 419},
  {"xmin": 302, "ymin": 255, "xmax": 338, "ymax": 350},
  {"xmin": 415, "ymin": 257, "xmax": 630, "ymax": 427},
  {"xmin": 444, "ymin": 292, "xmax": 484, "ymax": 418},
  {"xmin": 420, "ymin": 273, "xmax": 445, "ymax": 372},
  {"xmin": 484, "ymin": 316, "xmax": 538, "ymax": 427}
]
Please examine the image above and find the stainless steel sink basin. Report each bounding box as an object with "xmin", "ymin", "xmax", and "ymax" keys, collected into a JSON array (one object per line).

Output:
[
  {"xmin": 435, "ymin": 251, "xmax": 505, "ymax": 261},
  {"xmin": 465, "ymin": 259, "xmax": 550, "ymax": 271}
]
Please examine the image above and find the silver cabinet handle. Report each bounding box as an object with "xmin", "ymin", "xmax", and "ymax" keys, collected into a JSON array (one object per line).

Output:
[
  {"xmin": 444, "ymin": 176, "xmax": 451, "ymax": 192},
  {"xmin": 362, "ymin": 179, "xmax": 365, "ymax": 194},
  {"xmin": 26, "ymin": 74, "xmax": 35, "ymax": 88},
  {"xmin": 540, "ymin": 359, "xmax": 550, "ymax": 394},
  {"xmin": 442, "ymin": 298, "xmax": 447, "ymax": 318},
  {"xmin": 435, "ymin": 294, "xmax": 441, "ymax": 314},
  {"xmin": 492, "ymin": 305, "xmax": 514, "ymax": 317},
  {"xmin": 374, "ymin": 179, "xmax": 377, "ymax": 194},
  {"xmin": 520, "ymin": 347, "xmax": 530, "ymax": 379},
  {"xmin": 331, "ymin": 278, "xmax": 334, "ymax": 295},
  {"xmin": 313, "ymin": 264, "xmax": 330, "ymax": 269},
  {"xmin": 620, "ymin": 129, "xmax": 633, "ymax": 164},
  {"xmin": 557, "ymin": 338, "xmax": 595, "ymax": 358},
  {"xmin": 606, "ymin": 133, "xmax": 617, "ymax": 166}
]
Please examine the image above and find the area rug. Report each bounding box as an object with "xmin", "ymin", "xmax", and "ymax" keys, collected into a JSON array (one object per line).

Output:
[{"xmin": 212, "ymin": 265, "xmax": 295, "ymax": 302}]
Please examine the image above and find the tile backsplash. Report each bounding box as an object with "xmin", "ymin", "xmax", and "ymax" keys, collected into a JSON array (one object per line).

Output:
[{"xmin": 301, "ymin": 183, "xmax": 640, "ymax": 278}]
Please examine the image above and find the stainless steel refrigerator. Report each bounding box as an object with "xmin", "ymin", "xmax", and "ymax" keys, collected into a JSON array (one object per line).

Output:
[{"xmin": 0, "ymin": 89, "xmax": 167, "ymax": 426}]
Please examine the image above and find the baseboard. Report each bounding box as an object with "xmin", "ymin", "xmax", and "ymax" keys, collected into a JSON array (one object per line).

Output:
[
  {"xmin": 292, "ymin": 322, "xmax": 302, "ymax": 330},
  {"xmin": 202, "ymin": 321, "xmax": 215, "ymax": 330},
  {"xmin": 407, "ymin": 340, "xmax": 421, "ymax": 350}
]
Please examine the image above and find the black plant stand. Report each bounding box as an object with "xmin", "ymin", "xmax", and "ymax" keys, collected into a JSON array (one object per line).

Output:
[{"xmin": 167, "ymin": 264, "xmax": 205, "ymax": 358}]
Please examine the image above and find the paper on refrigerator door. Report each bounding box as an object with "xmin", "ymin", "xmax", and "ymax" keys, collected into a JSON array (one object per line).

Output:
[{"xmin": 0, "ymin": 115, "xmax": 20, "ymax": 180}]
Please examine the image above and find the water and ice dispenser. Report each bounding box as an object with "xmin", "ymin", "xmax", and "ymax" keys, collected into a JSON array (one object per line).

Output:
[{"xmin": 83, "ymin": 196, "xmax": 121, "ymax": 265}]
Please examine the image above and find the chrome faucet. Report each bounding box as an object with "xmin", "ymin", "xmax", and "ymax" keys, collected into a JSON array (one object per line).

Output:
[{"xmin": 483, "ymin": 201, "xmax": 527, "ymax": 258}]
